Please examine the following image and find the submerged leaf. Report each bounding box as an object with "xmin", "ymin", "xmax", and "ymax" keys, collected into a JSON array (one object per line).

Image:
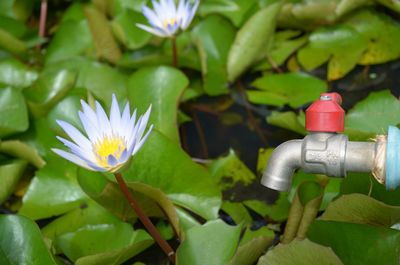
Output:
[{"xmin": 208, "ymin": 149, "xmax": 256, "ymax": 190}]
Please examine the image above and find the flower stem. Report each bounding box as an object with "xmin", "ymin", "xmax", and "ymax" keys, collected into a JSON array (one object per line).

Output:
[
  {"xmin": 37, "ymin": 0, "xmax": 48, "ymax": 49},
  {"xmin": 114, "ymin": 173, "xmax": 176, "ymax": 263},
  {"xmin": 171, "ymin": 37, "xmax": 178, "ymax": 67}
]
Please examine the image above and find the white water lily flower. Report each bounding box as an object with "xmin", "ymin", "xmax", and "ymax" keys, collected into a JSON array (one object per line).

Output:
[
  {"xmin": 52, "ymin": 95, "xmax": 153, "ymax": 173},
  {"xmin": 136, "ymin": 0, "xmax": 200, "ymax": 38}
]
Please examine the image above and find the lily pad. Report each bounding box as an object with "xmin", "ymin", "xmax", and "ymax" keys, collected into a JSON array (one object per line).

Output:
[
  {"xmin": 345, "ymin": 90, "xmax": 400, "ymax": 135},
  {"xmin": 345, "ymin": 9, "xmax": 400, "ymax": 65},
  {"xmin": 297, "ymin": 25, "xmax": 368, "ymax": 80},
  {"xmin": 0, "ymin": 215, "xmax": 57, "ymax": 265},
  {"xmin": 248, "ymin": 72, "xmax": 327, "ymax": 108},
  {"xmin": 128, "ymin": 66, "xmax": 188, "ymax": 143},
  {"xmin": 191, "ymin": 15, "xmax": 235, "ymax": 96},
  {"xmin": 321, "ymin": 193, "xmax": 400, "ymax": 227},
  {"xmin": 0, "ymin": 159, "xmax": 28, "ymax": 204},
  {"xmin": 257, "ymin": 238, "xmax": 343, "ymax": 265},
  {"xmin": 308, "ymin": 220, "xmax": 400, "ymax": 265},
  {"xmin": 19, "ymin": 154, "xmax": 87, "ymax": 220},
  {"xmin": 0, "ymin": 87, "xmax": 29, "ymax": 137},
  {"xmin": 177, "ymin": 220, "xmax": 241, "ymax": 265}
]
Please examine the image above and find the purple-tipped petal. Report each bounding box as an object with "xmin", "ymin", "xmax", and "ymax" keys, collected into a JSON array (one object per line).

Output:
[
  {"xmin": 136, "ymin": 23, "xmax": 170, "ymax": 37},
  {"xmin": 142, "ymin": 6, "xmax": 163, "ymax": 28},
  {"xmin": 78, "ymin": 111, "xmax": 100, "ymax": 143},
  {"xmin": 107, "ymin": 155, "xmax": 119, "ymax": 167},
  {"xmin": 56, "ymin": 136, "xmax": 97, "ymax": 163},
  {"xmin": 133, "ymin": 124, "xmax": 153, "ymax": 155},
  {"xmin": 95, "ymin": 101, "xmax": 112, "ymax": 136},
  {"xmin": 80, "ymin": 100, "xmax": 99, "ymax": 128},
  {"xmin": 56, "ymin": 120, "xmax": 92, "ymax": 150},
  {"xmin": 135, "ymin": 105, "xmax": 152, "ymax": 143},
  {"xmin": 110, "ymin": 94, "xmax": 122, "ymax": 133},
  {"xmin": 119, "ymin": 149, "xmax": 129, "ymax": 163},
  {"xmin": 52, "ymin": 148, "xmax": 93, "ymax": 170}
]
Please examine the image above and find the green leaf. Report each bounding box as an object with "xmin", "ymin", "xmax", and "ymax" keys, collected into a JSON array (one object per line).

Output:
[
  {"xmin": 230, "ymin": 227, "xmax": 275, "ymax": 265},
  {"xmin": 321, "ymin": 193, "xmax": 400, "ymax": 227},
  {"xmin": 199, "ymin": 0, "xmax": 240, "ymax": 16},
  {"xmin": 221, "ymin": 201, "xmax": 252, "ymax": 226},
  {"xmin": 282, "ymin": 181, "xmax": 324, "ymax": 243},
  {"xmin": 78, "ymin": 171, "xmax": 181, "ymax": 237},
  {"xmin": 83, "ymin": 5, "xmax": 122, "ymax": 64},
  {"xmin": 191, "ymin": 15, "xmax": 235, "ymax": 96},
  {"xmin": 177, "ymin": 220, "xmax": 241, "ymax": 265},
  {"xmin": 267, "ymin": 111, "xmax": 307, "ymax": 135},
  {"xmin": 340, "ymin": 173, "xmax": 400, "ymax": 206},
  {"xmin": 56, "ymin": 222, "xmax": 151, "ymax": 262},
  {"xmin": 44, "ymin": 203, "xmax": 154, "ymax": 263},
  {"xmin": 244, "ymin": 194, "xmax": 291, "ymax": 222},
  {"xmin": 0, "ymin": 140, "xmax": 45, "ymax": 169},
  {"xmin": 24, "ymin": 68, "xmax": 77, "ymax": 117},
  {"xmin": 227, "ymin": 2, "xmax": 282, "ymax": 81},
  {"xmin": 0, "ymin": 15, "xmax": 27, "ymax": 38},
  {"xmin": 0, "ymin": 159, "xmax": 27, "ymax": 204},
  {"xmin": 221, "ymin": 0, "xmax": 259, "ymax": 27},
  {"xmin": 308, "ymin": 220, "xmax": 400, "ymax": 265},
  {"xmin": 162, "ymin": 32, "xmax": 202, "ymax": 70},
  {"xmin": 47, "ymin": 89, "xmax": 86, "ymax": 134},
  {"xmin": 345, "ymin": 90, "xmax": 400, "ymax": 134},
  {"xmin": 0, "ymin": 214, "xmax": 57, "ymax": 265},
  {"xmin": 345, "ymin": 9, "xmax": 400, "ymax": 65},
  {"xmin": 76, "ymin": 61, "xmax": 128, "ymax": 104},
  {"xmin": 123, "ymin": 131, "xmax": 221, "ymax": 220},
  {"xmin": 248, "ymin": 72, "xmax": 327, "ymax": 108},
  {"xmin": 0, "ymin": 87, "xmax": 29, "ymax": 137},
  {"xmin": 377, "ymin": 0, "xmax": 400, "ymax": 13},
  {"xmin": 0, "ymin": 59, "xmax": 37, "ymax": 88},
  {"xmin": 257, "ymin": 238, "xmax": 343, "ymax": 265},
  {"xmin": 19, "ymin": 154, "xmax": 87, "ymax": 220},
  {"xmin": 289, "ymin": 172, "xmax": 341, "ymax": 211},
  {"xmin": 254, "ymin": 31, "xmax": 308, "ymax": 71},
  {"xmin": 42, "ymin": 201, "xmax": 122, "ymax": 241},
  {"xmin": 208, "ymin": 149, "xmax": 256, "ymax": 190},
  {"xmin": 176, "ymin": 207, "xmax": 201, "ymax": 233},
  {"xmin": 0, "ymin": 27, "xmax": 26, "ymax": 54},
  {"xmin": 297, "ymin": 25, "xmax": 368, "ymax": 80},
  {"xmin": 127, "ymin": 66, "xmax": 188, "ymax": 143},
  {"xmin": 111, "ymin": 10, "xmax": 151, "ymax": 49},
  {"xmin": 45, "ymin": 20, "xmax": 93, "ymax": 63},
  {"xmin": 335, "ymin": 0, "xmax": 372, "ymax": 16}
]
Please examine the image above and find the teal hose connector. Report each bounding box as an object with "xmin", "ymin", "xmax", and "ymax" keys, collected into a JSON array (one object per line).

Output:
[{"xmin": 386, "ymin": 126, "xmax": 400, "ymax": 190}]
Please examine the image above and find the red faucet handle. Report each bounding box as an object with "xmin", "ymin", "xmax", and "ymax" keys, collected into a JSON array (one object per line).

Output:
[
  {"xmin": 320, "ymin": 92, "xmax": 342, "ymax": 105},
  {"xmin": 305, "ymin": 93, "xmax": 345, "ymax": 133}
]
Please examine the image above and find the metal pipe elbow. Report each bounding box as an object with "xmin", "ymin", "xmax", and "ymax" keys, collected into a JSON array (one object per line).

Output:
[{"xmin": 261, "ymin": 140, "xmax": 303, "ymax": 192}]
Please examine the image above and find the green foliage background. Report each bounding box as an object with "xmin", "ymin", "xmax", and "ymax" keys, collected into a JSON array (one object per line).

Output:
[{"xmin": 2, "ymin": 0, "xmax": 400, "ymax": 264}]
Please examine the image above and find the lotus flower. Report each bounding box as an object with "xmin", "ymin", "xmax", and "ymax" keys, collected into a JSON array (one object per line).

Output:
[
  {"xmin": 136, "ymin": 0, "xmax": 200, "ymax": 38},
  {"xmin": 52, "ymin": 95, "xmax": 153, "ymax": 172}
]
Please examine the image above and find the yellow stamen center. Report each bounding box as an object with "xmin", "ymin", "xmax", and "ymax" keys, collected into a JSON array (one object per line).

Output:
[
  {"xmin": 163, "ymin": 18, "xmax": 177, "ymax": 28},
  {"xmin": 93, "ymin": 135, "xmax": 126, "ymax": 167}
]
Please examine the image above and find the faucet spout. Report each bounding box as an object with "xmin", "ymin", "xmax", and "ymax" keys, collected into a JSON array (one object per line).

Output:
[{"xmin": 261, "ymin": 140, "xmax": 303, "ymax": 191}]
